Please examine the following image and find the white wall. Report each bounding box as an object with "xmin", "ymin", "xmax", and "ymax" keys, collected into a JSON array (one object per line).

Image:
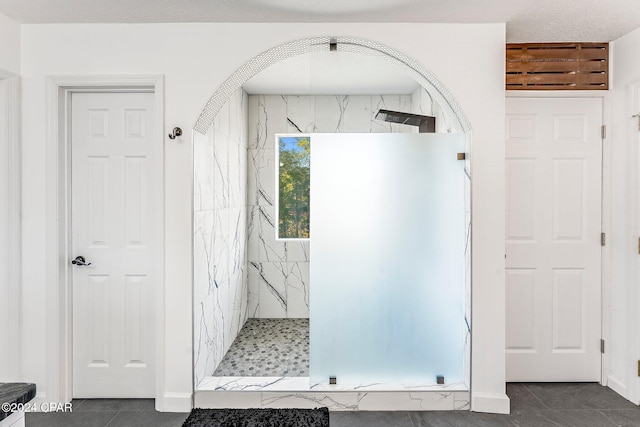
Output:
[
  {"xmin": 609, "ymin": 27, "xmax": 640, "ymax": 405},
  {"xmin": 0, "ymin": 11, "xmax": 20, "ymax": 384},
  {"xmin": 0, "ymin": 12, "xmax": 20, "ymax": 74},
  {"xmin": 19, "ymin": 22, "xmax": 507, "ymax": 412},
  {"xmin": 0, "ymin": 73, "xmax": 12, "ymax": 382}
]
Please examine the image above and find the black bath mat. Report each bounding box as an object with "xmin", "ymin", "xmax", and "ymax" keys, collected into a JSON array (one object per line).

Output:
[{"xmin": 182, "ymin": 408, "xmax": 329, "ymax": 427}]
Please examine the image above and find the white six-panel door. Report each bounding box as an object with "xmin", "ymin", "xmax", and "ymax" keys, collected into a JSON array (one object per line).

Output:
[
  {"xmin": 506, "ymin": 97, "xmax": 602, "ymax": 381},
  {"xmin": 71, "ymin": 92, "xmax": 159, "ymax": 397}
]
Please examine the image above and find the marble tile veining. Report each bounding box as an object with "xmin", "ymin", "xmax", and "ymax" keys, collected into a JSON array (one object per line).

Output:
[
  {"xmin": 286, "ymin": 96, "xmax": 315, "ymax": 134},
  {"xmin": 252, "ymin": 261, "xmax": 287, "ymax": 318},
  {"xmin": 248, "ymin": 261, "xmax": 310, "ymax": 318},
  {"xmin": 314, "ymin": 95, "xmax": 345, "ymax": 132},
  {"xmin": 193, "ymin": 132, "xmax": 214, "ymax": 212},
  {"xmin": 195, "ymin": 89, "xmax": 467, "ymax": 388},
  {"xmin": 246, "ymin": 93, "xmax": 432, "ymax": 319},
  {"xmin": 247, "ymin": 149, "xmax": 275, "ymax": 207},
  {"xmin": 194, "ymin": 88, "xmax": 250, "ymax": 387},
  {"xmin": 199, "ymin": 376, "xmax": 467, "ymax": 393}
]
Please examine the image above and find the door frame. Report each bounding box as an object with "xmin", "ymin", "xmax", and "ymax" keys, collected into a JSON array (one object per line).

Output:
[
  {"xmin": 629, "ymin": 80, "xmax": 640, "ymax": 404},
  {"xmin": 44, "ymin": 76, "xmax": 165, "ymax": 406},
  {"xmin": 0, "ymin": 69, "xmax": 21, "ymax": 382},
  {"xmin": 505, "ymin": 90, "xmax": 611, "ymax": 386}
]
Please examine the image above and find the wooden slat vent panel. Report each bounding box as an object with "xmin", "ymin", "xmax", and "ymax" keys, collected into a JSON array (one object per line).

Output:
[{"xmin": 507, "ymin": 43, "xmax": 608, "ymax": 90}]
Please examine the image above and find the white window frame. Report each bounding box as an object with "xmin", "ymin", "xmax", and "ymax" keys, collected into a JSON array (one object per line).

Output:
[{"xmin": 275, "ymin": 133, "xmax": 311, "ymax": 241}]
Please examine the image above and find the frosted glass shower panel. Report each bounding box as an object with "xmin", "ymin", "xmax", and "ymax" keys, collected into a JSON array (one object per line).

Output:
[{"xmin": 309, "ymin": 133, "xmax": 465, "ymax": 385}]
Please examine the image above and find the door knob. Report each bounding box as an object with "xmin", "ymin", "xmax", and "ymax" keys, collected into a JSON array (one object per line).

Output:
[{"xmin": 71, "ymin": 256, "xmax": 92, "ymax": 266}]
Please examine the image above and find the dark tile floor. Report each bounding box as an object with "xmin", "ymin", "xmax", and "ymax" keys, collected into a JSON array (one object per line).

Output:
[
  {"xmin": 25, "ymin": 398, "xmax": 188, "ymax": 427},
  {"xmin": 24, "ymin": 383, "xmax": 640, "ymax": 426}
]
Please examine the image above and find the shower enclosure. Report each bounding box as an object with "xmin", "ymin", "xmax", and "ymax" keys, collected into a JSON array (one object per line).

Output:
[
  {"xmin": 309, "ymin": 132, "xmax": 466, "ymax": 386},
  {"xmin": 193, "ymin": 96, "xmax": 470, "ymax": 391},
  {"xmin": 192, "ymin": 39, "xmax": 472, "ymax": 404},
  {"xmin": 193, "ymin": 37, "xmax": 471, "ymax": 410}
]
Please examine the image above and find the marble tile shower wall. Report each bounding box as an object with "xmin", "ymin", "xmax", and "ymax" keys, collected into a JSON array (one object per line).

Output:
[
  {"xmin": 194, "ymin": 88, "xmax": 250, "ymax": 387},
  {"xmin": 192, "ymin": 89, "xmax": 459, "ymax": 385},
  {"xmin": 246, "ymin": 94, "xmax": 423, "ymax": 319}
]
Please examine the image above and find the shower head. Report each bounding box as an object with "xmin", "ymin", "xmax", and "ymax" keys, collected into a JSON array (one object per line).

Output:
[{"xmin": 375, "ymin": 109, "xmax": 436, "ymax": 133}]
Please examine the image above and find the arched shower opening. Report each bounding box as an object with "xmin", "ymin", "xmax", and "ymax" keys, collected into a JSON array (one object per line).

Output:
[{"xmin": 192, "ymin": 36, "xmax": 472, "ymax": 396}]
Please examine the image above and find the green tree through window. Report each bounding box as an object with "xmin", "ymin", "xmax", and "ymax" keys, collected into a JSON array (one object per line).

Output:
[{"xmin": 278, "ymin": 135, "xmax": 310, "ymax": 239}]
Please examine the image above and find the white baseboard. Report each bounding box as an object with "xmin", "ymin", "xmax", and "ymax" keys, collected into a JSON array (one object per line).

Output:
[
  {"xmin": 471, "ymin": 392, "xmax": 510, "ymax": 414},
  {"xmin": 607, "ymin": 375, "xmax": 638, "ymax": 405},
  {"xmin": 607, "ymin": 375, "xmax": 627, "ymax": 399},
  {"xmin": 30, "ymin": 392, "xmax": 47, "ymax": 410},
  {"xmin": 159, "ymin": 392, "xmax": 192, "ymax": 413},
  {"xmin": 0, "ymin": 411, "xmax": 24, "ymax": 427}
]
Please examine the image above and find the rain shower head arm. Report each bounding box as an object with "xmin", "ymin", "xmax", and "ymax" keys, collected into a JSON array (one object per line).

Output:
[{"xmin": 374, "ymin": 109, "xmax": 436, "ymax": 133}]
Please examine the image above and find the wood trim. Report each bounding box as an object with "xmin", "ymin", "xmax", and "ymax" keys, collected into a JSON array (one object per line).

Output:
[{"xmin": 506, "ymin": 43, "xmax": 609, "ymax": 90}]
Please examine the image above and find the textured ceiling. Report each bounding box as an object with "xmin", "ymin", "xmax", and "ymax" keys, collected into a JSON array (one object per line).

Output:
[{"xmin": 0, "ymin": 0, "xmax": 639, "ymax": 42}]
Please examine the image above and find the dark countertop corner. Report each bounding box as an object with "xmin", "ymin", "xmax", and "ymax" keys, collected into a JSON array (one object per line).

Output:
[{"xmin": 0, "ymin": 382, "xmax": 37, "ymax": 421}]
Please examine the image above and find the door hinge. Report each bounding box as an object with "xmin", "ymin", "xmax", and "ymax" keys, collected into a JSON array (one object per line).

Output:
[
  {"xmin": 601, "ymin": 125, "xmax": 607, "ymax": 139},
  {"xmin": 637, "ymin": 360, "xmax": 640, "ymax": 377},
  {"xmin": 601, "ymin": 339, "xmax": 605, "ymax": 354},
  {"xmin": 601, "ymin": 232, "xmax": 606, "ymax": 246},
  {"xmin": 637, "ymin": 237, "xmax": 640, "ymax": 254}
]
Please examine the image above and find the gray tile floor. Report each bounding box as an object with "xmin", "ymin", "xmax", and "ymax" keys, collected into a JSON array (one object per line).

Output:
[
  {"xmin": 213, "ymin": 318, "xmax": 309, "ymax": 377},
  {"xmin": 24, "ymin": 383, "xmax": 640, "ymax": 426},
  {"xmin": 25, "ymin": 399, "xmax": 188, "ymax": 427}
]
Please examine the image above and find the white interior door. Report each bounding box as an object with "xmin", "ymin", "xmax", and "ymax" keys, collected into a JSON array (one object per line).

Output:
[
  {"xmin": 506, "ymin": 97, "xmax": 602, "ymax": 382},
  {"xmin": 72, "ymin": 92, "xmax": 159, "ymax": 398}
]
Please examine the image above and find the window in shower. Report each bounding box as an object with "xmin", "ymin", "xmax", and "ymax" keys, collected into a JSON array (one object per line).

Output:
[{"xmin": 276, "ymin": 134, "xmax": 310, "ymax": 239}]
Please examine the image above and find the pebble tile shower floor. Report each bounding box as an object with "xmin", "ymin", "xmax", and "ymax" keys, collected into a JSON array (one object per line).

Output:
[{"xmin": 213, "ymin": 318, "xmax": 309, "ymax": 377}]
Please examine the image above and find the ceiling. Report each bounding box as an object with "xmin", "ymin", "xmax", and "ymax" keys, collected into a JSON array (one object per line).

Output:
[
  {"xmin": 0, "ymin": 0, "xmax": 639, "ymax": 43},
  {"xmin": 242, "ymin": 52, "xmax": 420, "ymax": 95}
]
